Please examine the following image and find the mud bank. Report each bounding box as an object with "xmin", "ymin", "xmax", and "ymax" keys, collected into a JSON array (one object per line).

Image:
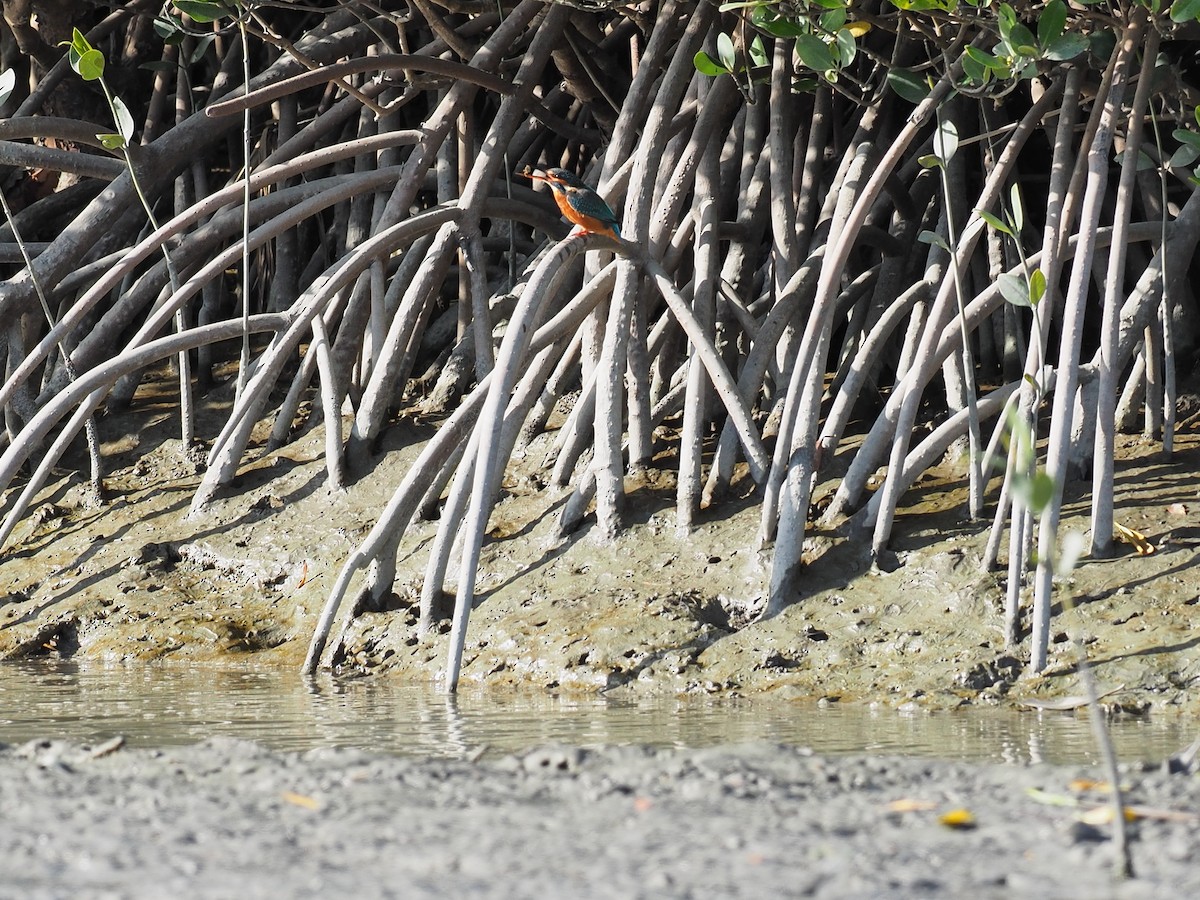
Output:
[
  {"xmin": 2, "ymin": 737, "xmax": 1198, "ymax": 899},
  {"xmin": 4, "ymin": 384, "xmax": 1200, "ymax": 715}
]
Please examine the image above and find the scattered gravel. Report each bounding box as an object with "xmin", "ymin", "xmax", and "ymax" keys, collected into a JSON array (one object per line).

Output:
[{"xmin": 2, "ymin": 737, "xmax": 1198, "ymax": 899}]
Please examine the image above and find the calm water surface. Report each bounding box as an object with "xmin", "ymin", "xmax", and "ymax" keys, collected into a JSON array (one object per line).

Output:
[{"xmin": 0, "ymin": 660, "xmax": 1193, "ymax": 766}]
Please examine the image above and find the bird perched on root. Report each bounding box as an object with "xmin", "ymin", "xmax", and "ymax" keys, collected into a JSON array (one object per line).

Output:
[{"xmin": 521, "ymin": 166, "xmax": 622, "ymax": 241}]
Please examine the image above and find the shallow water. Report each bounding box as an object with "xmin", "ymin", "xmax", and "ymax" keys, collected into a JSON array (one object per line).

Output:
[{"xmin": 0, "ymin": 659, "xmax": 1192, "ymax": 765}]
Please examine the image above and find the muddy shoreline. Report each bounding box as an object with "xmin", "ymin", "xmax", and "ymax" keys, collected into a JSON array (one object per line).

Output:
[
  {"xmin": 2, "ymin": 737, "xmax": 1197, "ymax": 899},
  {"xmin": 5, "ymin": 394, "xmax": 1200, "ymax": 897},
  {"xmin": 3, "ymin": 381, "xmax": 1200, "ymax": 719}
]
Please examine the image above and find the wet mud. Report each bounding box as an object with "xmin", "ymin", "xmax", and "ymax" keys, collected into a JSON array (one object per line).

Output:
[
  {"xmin": 3, "ymin": 380, "xmax": 1200, "ymax": 720},
  {"xmin": 5, "ymin": 384, "xmax": 1200, "ymax": 898}
]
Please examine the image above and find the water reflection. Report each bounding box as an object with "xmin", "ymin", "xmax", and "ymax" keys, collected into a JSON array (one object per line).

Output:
[{"xmin": 0, "ymin": 659, "xmax": 1192, "ymax": 765}]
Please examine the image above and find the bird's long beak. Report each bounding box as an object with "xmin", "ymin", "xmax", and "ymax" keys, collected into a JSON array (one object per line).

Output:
[{"xmin": 520, "ymin": 168, "xmax": 549, "ymax": 182}]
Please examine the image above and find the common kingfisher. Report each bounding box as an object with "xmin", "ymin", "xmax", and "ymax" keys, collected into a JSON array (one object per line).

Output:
[{"xmin": 522, "ymin": 167, "xmax": 622, "ymax": 241}]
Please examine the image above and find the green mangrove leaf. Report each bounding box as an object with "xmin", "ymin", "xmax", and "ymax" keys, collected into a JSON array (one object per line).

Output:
[
  {"xmin": 1169, "ymin": 144, "xmax": 1200, "ymax": 169},
  {"xmin": 749, "ymin": 36, "xmax": 768, "ymax": 69},
  {"xmin": 834, "ymin": 28, "xmax": 856, "ymax": 67},
  {"xmin": 1029, "ymin": 268, "xmax": 1046, "ymax": 305},
  {"xmin": 1044, "ymin": 33, "xmax": 1088, "ymax": 61},
  {"xmin": 917, "ymin": 229, "xmax": 949, "ymax": 250},
  {"xmin": 172, "ymin": 0, "xmax": 230, "ymax": 23},
  {"xmin": 1089, "ymin": 29, "xmax": 1116, "ymax": 61},
  {"xmin": 1174, "ymin": 128, "xmax": 1200, "ymax": 150},
  {"xmin": 887, "ymin": 68, "xmax": 929, "ymax": 103},
  {"xmin": 998, "ymin": 272, "xmax": 1031, "ymax": 307},
  {"xmin": 933, "ymin": 119, "xmax": 959, "ymax": 162},
  {"xmin": 64, "ymin": 30, "xmax": 105, "ymax": 81},
  {"xmin": 997, "ymin": 3, "xmax": 1019, "ymax": 34},
  {"xmin": 976, "ymin": 209, "xmax": 1013, "ymax": 236},
  {"xmin": 153, "ymin": 13, "xmax": 187, "ymax": 44},
  {"xmin": 112, "ymin": 95, "xmax": 135, "ymax": 141},
  {"xmin": 67, "ymin": 27, "xmax": 94, "ymax": 55},
  {"xmin": 1114, "ymin": 148, "xmax": 1158, "ymax": 171},
  {"xmin": 1171, "ymin": 0, "xmax": 1200, "ymax": 22},
  {"xmin": 751, "ymin": 7, "xmax": 806, "ymax": 38},
  {"xmin": 889, "ymin": 0, "xmax": 953, "ymax": 10},
  {"xmin": 1038, "ymin": 0, "xmax": 1068, "ymax": 45},
  {"xmin": 1028, "ymin": 471, "xmax": 1056, "ymax": 514},
  {"xmin": 694, "ymin": 51, "xmax": 728, "ymax": 76},
  {"xmin": 962, "ymin": 53, "xmax": 990, "ymax": 85},
  {"xmin": 795, "ymin": 34, "xmax": 836, "ymax": 73},
  {"xmin": 1010, "ymin": 183, "xmax": 1025, "ymax": 232},
  {"xmin": 717, "ymin": 32, "xmax": 737, "ymax": 72},
  {"xmin": 1009, "ymin": 27, "xmax": 1039, "ymax": 57},
  {"xmin": 966, "ymin": 47, "xmax": 1009, "ymax": 72},
  {"xmin": 190, "ymin": 36, "xmax": 215, "ymax": 64},
  {"xmin": 820, "ymin": 6, "xmax": 847, "ymax": 30},
  {"xmin": 76, "ymin": 48, "xmax": 105, "ymax": 81}
]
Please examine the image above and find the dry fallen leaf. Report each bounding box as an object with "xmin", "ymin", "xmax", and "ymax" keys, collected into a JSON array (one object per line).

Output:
[
  {"xmin": 886, "ymin": 798, "xmax": 938, "ymax": 813},
  {"xmin": 87, "ymin": 735, "xmax": 127, "ymax": 759},
  {"xmin": 1113, "ymin": 522, "xmax": 1156, "ymax": 555},
  {"xmin": 1124, "ymin": 805, "xmax": 1198, "ymax": 823},
  {"xmin": 1079, "ymin": 805, "xmax": 1139, "ymax": 825},
  {"xmin": 1026, "ymin": 787, "xmax": 1078, "ymax": 808},
  {"xmin": 1068, "ymin": 778, "xmax": 1113, "ymax": 793},
  {"xmin": 939, "ymin": 808, "xmax": 976, "ymax": 829},
  {"xmin": 282, "ymin": 791, "xmax": 320, "ymax": 810}
]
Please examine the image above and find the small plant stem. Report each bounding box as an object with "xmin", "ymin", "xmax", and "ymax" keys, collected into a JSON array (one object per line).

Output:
[
  {"xmin": 870, "ymin": 79, "xmax": 1060, "ymax": 564},
  {"xmin": 237, "ymin": 11, "xmax": 252, "ymax": 398},
  {"xmin": 1059, "ymin": 574, "xmax": 1134, "ymax": 880},
  {"xmin": 995, "ymin": 65, "xmax": 1082, "ymax": 645},
  {"xmin": 934, "ymin": 107, "xmax": 983, "ymax": 520},
  {"xmin": 98, "ymin": 76, "xmax": 192, "ymax": 446},
  {"xmin": 1149, "ymin": 100, "xmax": 1175, "ymax": 455},
  {"xmin": 0, "ymin": 189, "xmax": 105, "ymax": 498}
]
